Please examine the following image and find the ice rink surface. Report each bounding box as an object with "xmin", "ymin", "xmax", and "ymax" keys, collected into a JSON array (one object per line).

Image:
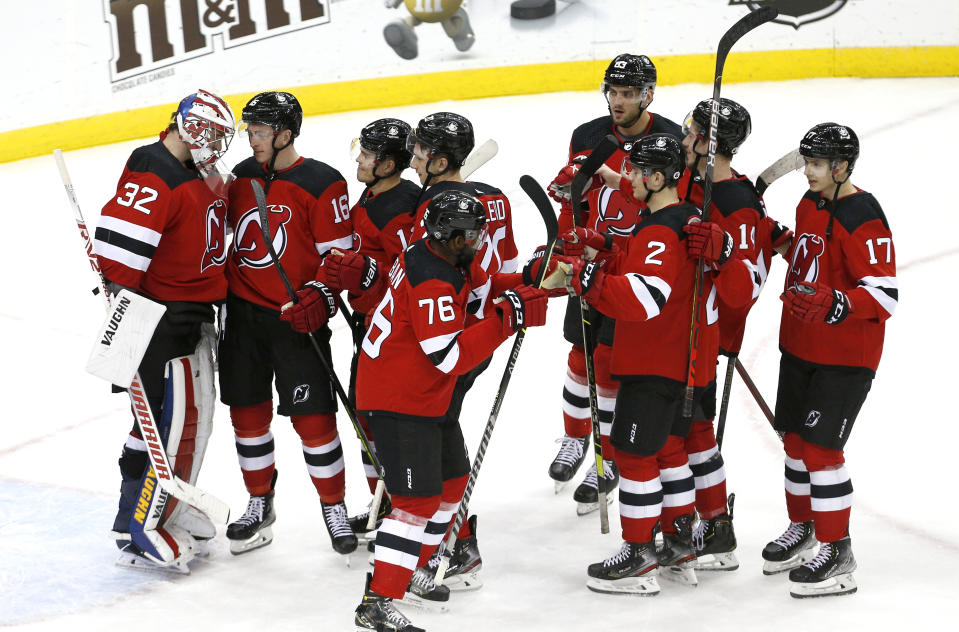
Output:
[{"xmin": 1, "ymin": 77, "xmax": 957, "ymax": 630}]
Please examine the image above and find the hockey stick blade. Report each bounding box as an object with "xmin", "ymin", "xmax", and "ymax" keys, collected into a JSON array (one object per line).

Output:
[
  {"xmin": 715, "ymin": 7, "xmax": 778, "ymax": 78},
  {"xmin": 571, "ymin": 135, "xmax": 619, "ymax": 206},
  {"xmin": 754, "ymin": 149, "xmax": 803, "ymax": 196},
  {"xmin": 462, "ymin": 139, "xmax": 498, "ymax": 179}
]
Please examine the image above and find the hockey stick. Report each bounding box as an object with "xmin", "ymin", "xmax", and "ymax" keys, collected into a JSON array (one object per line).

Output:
[
  {"xmin": 434, "ymin": 175, "xmax": 559, "ymax": 584},
  {"xmin": 734, "ymin": 358, "xmax": 782, "ymax": 440},
  {"xmin": 53, "ymin": 149, "xmax": 231, "ymax": 525},
  {"xmin": 683, "ymin": 6, "xmax": 778, "ymax": 419},
  {"xmin": 715, "ymin": 148, "xmax": 802, "ymax": 448},
  {"xmin": 251, "ymin": 180, "xmax": 386, "ymax": 528},
  {"xmin": 570, "ymin": 134, "xmax": 619, "ymax": 535},
  {"xmin": 462, "ymin": 139, "xmax": 498, "ymax": 179}
]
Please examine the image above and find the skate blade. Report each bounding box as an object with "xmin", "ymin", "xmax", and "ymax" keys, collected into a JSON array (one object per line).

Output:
[
  {"xmin": 576, "ymin": 494, "xmax": 614, "ymax": 516},
  {"xmin": 554, "ymin": 480, "xmax": 571, "ymax": 494},
  {"xmin": 229, "ymin": 527, "xmax": 274, "ymax": 555},
  {"xmin": 355, "ymin": 530, "xmax": 377, "ymax": 545},
  {"xmin": 116, "ymin": 550, "xmax": 190, "ymax": 575},
  {"xmin": 790, "ymin": 573, "xmax": 857, "ymax": 598},
  {"xmin": 762, "ymin": 546, "xmax": 818, "ymax": 575},
  {"xmin": 586, "ymin": 575, "xmax": 660, "ymax": 596},
  {"xmin": 692, "ymin": 551, "xmax": 739, "ymax": 572},
  {"xmin": 660, "ymin": 563, "xmax": 698, "ymax": 587},
  {"xmin": 399, "ymin": 593, "xmax": 450, "ymax": 613},
  {"xmin": 445, "ymin": 567, "xmax": 483, "ymax": 592}
]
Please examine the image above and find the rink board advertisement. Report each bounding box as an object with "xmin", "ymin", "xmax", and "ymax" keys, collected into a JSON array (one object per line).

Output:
[{"xmin": 1, "ymin": 0, "xmax": 956, "ymax": 162}]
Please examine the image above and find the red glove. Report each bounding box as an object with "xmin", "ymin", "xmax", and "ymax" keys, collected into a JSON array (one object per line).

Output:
[
  {"xmin": 325, "ymin": 250, "xmax": 378, "ymax": 293},
  {"xmin": 765, "ymin": 216, "xmax": 794, "ymax": 257},
  {"xmin": 781, "ymin": 282, "xmax": 852, "ymax": 325},
  {"xmin": 496, "ymin": 285, "xmax": 549, "ymax": 335},
  {"xmin": 279, "ymin": 281, "xmax": 338, "ymax": 332},
  {"xmin": 522, "ymin": 245, "xmax": 562, "ymax": 286},
  {"xmin": 561, "ymin": 257, "xmax": 605, "ymax": 303},
  {"xmin": 558, "ymin": 228, "xmax": 614, "ymax": 260},
  {"xmin": 683, "ymin": 220, "xmax": 733, "ymax": 267},
  {"xmin": 547, "ymin": 155, "xmax": 601, "ymax": 205}
]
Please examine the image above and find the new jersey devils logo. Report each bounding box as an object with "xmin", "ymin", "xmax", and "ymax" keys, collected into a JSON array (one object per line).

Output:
[
  {"xmin": 787, "ymin": 233, "xmax": 825, "ymax": 287},
  {"xmin": 730, "ymin": 1, "xmax": 848, "ymax": 29},
  {"xmin": 232, "ymin": 205, "xmax": 293, "ymax": 268},
  {"xmin": 201, "ymin": 199, "xmax": 228, "ymax": 272}
]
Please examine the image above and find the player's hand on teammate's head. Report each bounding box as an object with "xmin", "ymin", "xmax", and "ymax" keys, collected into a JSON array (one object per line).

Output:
[{"xmin": 280, "ymin": 281, "xmax": 338, "ymax": 333}]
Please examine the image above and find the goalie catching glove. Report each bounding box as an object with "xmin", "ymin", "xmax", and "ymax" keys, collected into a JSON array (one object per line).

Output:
[
  {"xmin": 279, "ymin": 281, "xmax": 338, "ymax": 332},
  {"xmin": 495, "ymin": 286, "xmax": 549, "ymax": 336},
  {"xmin": 781, "ymin": 282, "xmax": 852, "ymax": 325}
]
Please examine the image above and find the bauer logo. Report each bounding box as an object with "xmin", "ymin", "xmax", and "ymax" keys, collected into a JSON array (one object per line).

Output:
[
  {"xmin": 729, "ymin": 1, "xmax": 848, "ymax": 30},
  {"xmin": 103, "ymin": 0, "xmax": 332, "ymax": 82}
]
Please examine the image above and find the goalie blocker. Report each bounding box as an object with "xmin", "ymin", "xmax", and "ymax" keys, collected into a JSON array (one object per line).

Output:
[{"xmin": 113, "ymin": 327, "xmax": 217, "ymax": 573}]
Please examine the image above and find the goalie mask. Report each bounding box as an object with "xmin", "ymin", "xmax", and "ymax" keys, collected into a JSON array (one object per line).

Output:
[{"xmin": 176, "ymin": 89, "xmax": 236, "ymax": 193}]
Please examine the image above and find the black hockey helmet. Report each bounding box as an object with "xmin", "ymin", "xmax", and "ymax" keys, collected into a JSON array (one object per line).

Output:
[
  {"xmin": 603, "ymin": 54, "xmax": 657, "ymax": 91},
  {"xmin": 423, "ymin": 190, "xmax": 487, "ymax": 244},
  {"xmin": 799, "ymin": 122, "xmax": 859, "ymax": 172},
  {"xmin": 407, "ymin": 112, "xmax": 475, "ymax": 167},
  {"xmin": 627, "ymin": 134, "xmax": 686, "ymax": 186},
  {"xmin": 359, "ymin": 118, "xmax": 413, "ymax": 170},
  {"xmin": 688, "ymin": 98, "xmax": 752, "ymax": 157},
  {"xmin": 242, "ymin": 91, "xmax": 303, "ymax": 139}
]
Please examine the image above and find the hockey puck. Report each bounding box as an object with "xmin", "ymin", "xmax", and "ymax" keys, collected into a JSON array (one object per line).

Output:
[{"xmin": 511, "ymin": 0, "xmax": 556, "ymax": 20}]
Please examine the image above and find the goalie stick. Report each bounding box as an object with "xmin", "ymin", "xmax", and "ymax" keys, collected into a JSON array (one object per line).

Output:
[
  {"xmin": 569, "ymin": 134, "xmax": 619, "ymax": 535},
  {"xmin": 684, "ymin": 6, "xmax": 778, "ymax": 419},
  {"xmin": 53, "ymin": 149, "xmax": 230, "ymax": 525},
  {"xmin": 434, "ymin": 174, "xmax": 559, "ymax": 585},
  {"xmin": 715, "ymin": 148, "xmax": 803, "ymax": 449},
  {"xmin": 251, "ymin": 180, "xmax": 386, "ymax": 529}
]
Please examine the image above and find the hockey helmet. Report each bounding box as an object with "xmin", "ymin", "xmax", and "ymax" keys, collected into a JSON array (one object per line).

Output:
[
  {"xmin": 686, "ymin": 98, "xmax": 752, "ymax": 157},
  {"xmin": 242, "ymin": 91, "xmax": 303, "ymax": 139},
  {"xmin": 357, "ymin": 118, "xmax": 413, "ymax": 171},
  {"xmin": 799, "ymin": 122, "xmax": 859, "ymax": 172},
  {"xmin": 626, "ymin": 134, "xmax": 686, "ymax": 186},
  {"xmin": 423, "ymin": 190, "xmax": 487, "ymax": 246},
  {"xmin": 407, "ymin": 112, "xmax": 475, "ymax": 167},
  {"xmin": 175, "ymin": 89, "xmax": 236, "ymax": 175},
  {"xmin": 602, "ymin": 54, "xmax": 657, "ymax": 91}
]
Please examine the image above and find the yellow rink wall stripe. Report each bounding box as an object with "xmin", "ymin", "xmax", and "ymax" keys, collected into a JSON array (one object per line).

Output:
[{"xmin": 3, "ymin": 45, "xmax": 956, "ymax": 164}]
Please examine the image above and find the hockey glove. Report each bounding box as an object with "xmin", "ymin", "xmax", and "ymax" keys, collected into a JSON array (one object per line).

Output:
[
  {"xmin": 548, "ymin": 155, "xmax": 602, "ymax": 204},
  {"xmin": 561, "ymin": 257, "xmax": 605, "ymax": 303},
  {"xmin": 495, "ymin": 286, "xmax": 549, "ymax": 336},
  {"xmin": 280, "ymin": 281, "xmax": 338, "ymax": 333},
  {"xmin": 781, "ymin": 282, "xmax": 852, "ymax": 325},
  {"xmin": 521, "ymin": 245, "xmax": 565, "ymax": 295},
  {"xmin": 766, "ymin": 216, "xmax": 794, "ymax": 257},
  {"xmin": 559, "ymin": 227, "xmax": 615, "ymax": 261},
  {"xmin": 325, "ymin": 250, "xmax": 378, "ymax": 293},
  {"xmin": 683, "ymin": 220, "xmax": 734, "ymax": 268}
]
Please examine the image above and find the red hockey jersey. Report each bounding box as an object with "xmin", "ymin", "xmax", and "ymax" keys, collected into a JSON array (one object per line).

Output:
[
  {"xmin": 780, "ymin": 189, "xmax": 897, "ymax": 372},
  {"xmin": 95, "ymin": 136, "xmax": 228, "ymax": 303},
  {"xmin": 410, "ymin": 180, "xmax": 518, "ymax": 274},
  {"xmin": 352, "ymin": 179, "xmax": 422, "ymax": 270},
  {"xmin": 587, "ymin": 201, "xmax": 719, "ymax": 385},
  {"xmin": 680, "ymin": 170, "xmax": 768, "ymax": 354},
  {"xmin": 356, "ymin": 239, "xmax": 517, "ymax": 421},
  {"xmin": 226, "ymin": 156, "xmax": 353, "ymax": 310}
]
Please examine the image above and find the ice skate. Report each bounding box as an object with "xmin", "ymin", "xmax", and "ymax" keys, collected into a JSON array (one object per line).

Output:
[
  {"xmin": 656, "ymin": 515, "xmax": 698, "ymax": 587},
  {"xmin": 442, "ymin": 8, "xmax": 475, "ymax": 52},
  {"xmin": 384, "ymin": 19, "xmax": 418, "ymax": 60},
  {"xmin": 114, "ymin": 532, "xmax": 195, "ymax": 575},
  {"xmin": 430, "ymin": 515, "xmax": 483, "ymax": 591},
  {"xmin": 355, "ymin": 573, "xmax": 425, "ymax": 632},
  {"xmin": 692, "ymin": 493, "xmax": 739, "ymax": 571},
  {"xmin": 762, "ymin": 520, "xmax": 816, "ymax": 575},
  {"xmin": 350, "ymin": 495, "xmax": 392, "ymax": 544},
  {"xmin": 586, "ymin": 541, "xmax": 660, "ymax": 596},
  {"xmin": 322, "ymin": 500, "xmax": 359, "ymax": 556},
  {"xmin": 400, "ymin": 566, "xmax": 451, "ymax": 612},
  {"xmin": 549, "ymin": 435, "xmax": 587, "ymax": 493},
  {"xmin": 227, "ymin": 471, "xmax": 277, "ymax": 555},
  {"xmin": 789, "ymin": 536, "xmax": 857, "ymax": 598},
  {"xmin": 574, "ymin": 459, "xmax": 618, "ymax": 515}
]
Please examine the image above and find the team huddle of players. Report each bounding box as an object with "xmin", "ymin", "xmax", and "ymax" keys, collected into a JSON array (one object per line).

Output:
[{"xmin": 93, "ymin": 52, "xmax": 897, "ymax": 632}]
